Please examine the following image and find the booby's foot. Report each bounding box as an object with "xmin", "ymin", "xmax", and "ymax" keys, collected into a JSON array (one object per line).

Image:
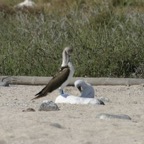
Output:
[
  {"xmin": 61, "ymin": 93, "xmax": 69, "ymax": 98},
  {"xmin": 58, "ymin": 89, "xmax": 69, "ymax": 97}
]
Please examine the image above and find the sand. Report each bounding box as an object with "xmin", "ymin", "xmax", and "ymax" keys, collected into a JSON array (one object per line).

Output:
[{"xmin": 0, "ymin": 85, "xmax": 144, "ymax": 144}]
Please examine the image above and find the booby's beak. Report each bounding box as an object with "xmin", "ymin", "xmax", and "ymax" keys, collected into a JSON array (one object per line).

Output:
[
  {"xmin": 77, "ymin": 86, "xmax": 82, "ymax": 92},
  {"xmin": 67, "ymin": 52, "xmax": 72, "ymax": 63}
]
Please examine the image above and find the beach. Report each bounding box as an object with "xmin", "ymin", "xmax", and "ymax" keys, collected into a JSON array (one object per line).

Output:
[{"xmin": 0, "ymin": 85, "xmax": 144, "ymax": 144}]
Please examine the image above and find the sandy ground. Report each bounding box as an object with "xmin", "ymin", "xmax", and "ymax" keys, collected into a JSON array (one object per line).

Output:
[{"xmin": 0, "ymin": 85, "xmax": 144, "ymax": 144}]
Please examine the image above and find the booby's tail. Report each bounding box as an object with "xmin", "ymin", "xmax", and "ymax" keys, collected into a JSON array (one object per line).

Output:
[{"xmin": 32, "ymin": 86, "xmax": 49, "ymax": 100}]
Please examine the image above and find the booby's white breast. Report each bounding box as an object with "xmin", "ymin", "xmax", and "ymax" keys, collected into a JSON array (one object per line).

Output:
[{"xmin": 59, "ymin": 62, "xmax": 74, "ymax": 90}]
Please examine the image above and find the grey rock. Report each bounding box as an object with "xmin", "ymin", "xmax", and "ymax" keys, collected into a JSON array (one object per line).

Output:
[
  {"xmin": 0, "ymin": 77, "xmax": 11, "ymax": 87},
  {"xmin": 96, "ymin": 113, "xmax": 131, "ymax": 120},
  {"xmin": 39, "ymin": 100, "xmax": 59, "ymax": 111},
  {"xmin": 0, "ymin": 76, "xmax": 17, "ymax": 87},
  {"xmin": 0, "ymin": 81, "xmax": 9, "ymax": 87}
]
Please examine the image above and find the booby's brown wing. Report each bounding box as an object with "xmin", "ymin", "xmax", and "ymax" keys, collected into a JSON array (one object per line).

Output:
[{"xmin": 32, "ymin": 66, "xmax": 70, "ymax": 100}]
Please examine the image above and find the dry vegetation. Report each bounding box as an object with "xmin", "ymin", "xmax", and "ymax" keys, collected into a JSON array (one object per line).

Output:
[{"xmin": 0, "ymin": 0, "xmax": 144, "ymax": 77}]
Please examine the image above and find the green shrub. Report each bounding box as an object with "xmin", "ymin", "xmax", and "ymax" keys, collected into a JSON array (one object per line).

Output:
[{"xmin": 0, "ymin": 0, "xmax": 144, "ymax": 77}]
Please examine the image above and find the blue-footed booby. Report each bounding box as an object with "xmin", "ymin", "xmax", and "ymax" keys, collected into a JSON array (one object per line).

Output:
[
  {"xmin": 74, "ymin": 80, "xmax": 95, "ymax": 98},
  {"xmin": 55, "ymin": 80, "xmax": 105, "ymax": 105},
  {"xmin": 32, "ymin": 47, "xmax": 74, "ymax": 100}
]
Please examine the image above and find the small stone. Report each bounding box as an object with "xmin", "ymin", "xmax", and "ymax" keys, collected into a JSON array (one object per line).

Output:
[
  {"xmin": 99, "ymin": 97, "xmax": 110, "ymax": 102},
  {"xmin": 39, "ymin": 100, "xmax": 59, "ymax": 111},
  {"xmin": 133, "ymin": 101, "xmax": 138, "ymax": 104},
  {"xmin": 96, "ymin": 113, "xmax": 131, "ymax": 120},
  {"xmin": 50, "ymin": 123, "xmax": 64, "ymax": 129},
  {"xmin": 98, "ymin": 99, "xmax": 105, "ymax": 105},
  {"xmin": 22, "ymin": 108, "xmax": 35, "ymax": 112}
]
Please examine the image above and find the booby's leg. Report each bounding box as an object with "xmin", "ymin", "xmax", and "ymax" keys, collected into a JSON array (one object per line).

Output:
[
  {"xmin": 59, "ymin": 88, "xmax": 64, "ymax": 95},
  {"xmin": 58, "ymin": 88, "xmax": 69, "ymax": 97}
]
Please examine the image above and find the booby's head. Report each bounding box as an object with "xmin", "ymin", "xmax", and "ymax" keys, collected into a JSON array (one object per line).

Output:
[
  {"xmin": 64, "ymin": 47, "xmax": 73, "ymax": 56},
  {"xmin": 74, "ymin": 80, "xmax": 96, "ymax": 98},
  {"xmin": 61, "ymin": 47, "xmax": 73, "ymax": 67},
  {"xmin": 74, "ymin": 80, "xmax": 88, "ymax": 92}
]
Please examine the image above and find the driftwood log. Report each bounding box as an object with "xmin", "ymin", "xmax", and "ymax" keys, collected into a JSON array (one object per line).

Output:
[{"xmin": 0, "ymin": 76, "xmax": 144, "ymax": 86}]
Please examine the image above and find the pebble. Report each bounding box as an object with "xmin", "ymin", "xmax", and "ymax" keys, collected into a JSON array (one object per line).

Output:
[
  {"xmin": 39, "ymin": 100, "xmax": 59, "ymax": 111},
  {"xmin": 98, "ymin": 99, "xmax": 105, "ymax": 105},
  {"xmin": 50, "ymin": 123, "xmax": 64, "ymax": 129},
  {"xmin": 99, "ymin": 97, "xmax": 110, "ymax": 102},
  {"xmin": 96, "ymin": 113, "xmax": 131, "ymax": 120},
  {"xmin": 22, "ymin": 108, "xmax": 35, "ymax": 112}
]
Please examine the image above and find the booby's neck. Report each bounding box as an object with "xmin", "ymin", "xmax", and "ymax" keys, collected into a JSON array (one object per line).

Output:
[{"xmin": 61, "ymin": 51, "xmax": 70, "ymax": 67}]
